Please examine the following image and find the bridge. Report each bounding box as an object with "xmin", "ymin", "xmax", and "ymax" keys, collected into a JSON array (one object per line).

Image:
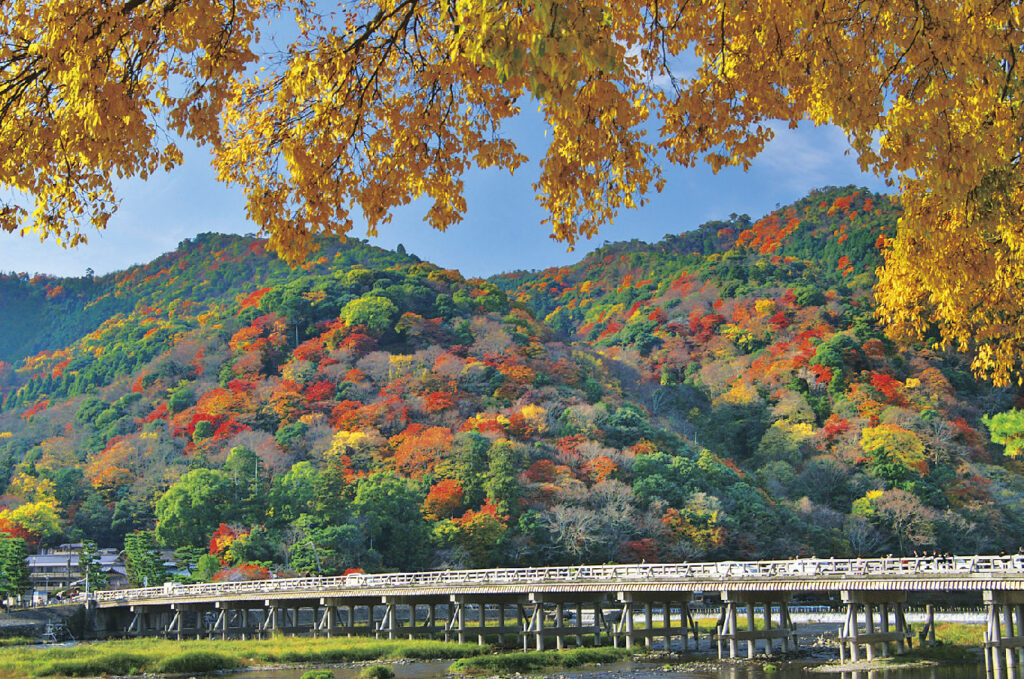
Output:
[{"xmin": 82, "ymin": 554, "xmax": 1024, "ymax": 676}]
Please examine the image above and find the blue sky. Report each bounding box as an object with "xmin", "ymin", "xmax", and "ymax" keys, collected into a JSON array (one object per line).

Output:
[{"xmin": 0, "ymin": 119, "xmax": 890, "ymax": 279}]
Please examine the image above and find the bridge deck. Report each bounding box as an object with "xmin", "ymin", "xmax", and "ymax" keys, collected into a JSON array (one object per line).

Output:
[{"xmin": 89, "ymin": 554, "xmax": 1024, "ymax": 609}]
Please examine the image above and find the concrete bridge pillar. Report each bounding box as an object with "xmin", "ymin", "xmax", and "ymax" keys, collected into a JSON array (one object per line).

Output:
[{"xmin": 838, "ymin": 591, "xmax": 911, "ymax": 663}]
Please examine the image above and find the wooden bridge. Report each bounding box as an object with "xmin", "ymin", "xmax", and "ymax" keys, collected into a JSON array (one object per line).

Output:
[{"xmin": 82, "ymin": 554, "xmax": 1024, "ymax": 676}]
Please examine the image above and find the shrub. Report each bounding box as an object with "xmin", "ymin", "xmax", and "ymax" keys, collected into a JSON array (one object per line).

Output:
[
  {"xmin": 301, "ymin": 671, "xmax": 336, "ymax": 679},
  {"xmin": 360, "ymin": 665, "xmax": 396, "ymax": 679}
]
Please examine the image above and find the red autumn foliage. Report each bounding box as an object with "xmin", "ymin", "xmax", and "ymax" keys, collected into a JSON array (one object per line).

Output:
[
  {"xmin": 768, "ymin": 311, "xmax": 791, "ymax": 330},
  {"xmin": 212, "ymin": 563, "xmax": 270, "ymax": 581},
  {"xmin": 620, "ymin": 538, "xmax": 659, "ymax": 563},
  {"xmin": 524, "ymin": 459, "xmax": 558, "ymax": 483},
  {"xmin": 305, "ymin": 380, "xmax": 336, "ymax": 402},
  {"xmin": 735, "ymin": 213, "xmax": 801, "ymax": 254},
  {"xmin": 809, "ymin": 363, "xmax": 833, "ymax": 385},
  {"xmin": 582, "ymin": 455, "xmax": 618, "ymax": 483},
  {"xmin": 870, "ymin": 373, "xmax": 904, "ymax": 404},
  {"xmin": 0, "ymin": 516, "xmax": 32, "ymax": 540},
  {"xmin": 423, "ymin": 390, "xmax": 456, "ymax": 413},
  {"xmin": 822, "ymin": 414, "xmax": 851, "ymax": 439},
  {"xmin": 52, "ymin": 359, "xmax": 71, "ymax": 379},
  {"xmin": 423, "ymin": 479, "xmax": 464, "ymax": 520},
  {"xmin": 143, "ymin": 403, "xmax": 169, "ymax": 423},
  {"xmin": 209, "ymin": 523, "xmax": 240, "ymax": 563},
  {"xmin": 239, "ymin": 287, "xmax": 272, "ymax": 310},
  {"xmin": 21, "ymin": 399, "xmax": 49, "ymax": 421},
  {"xmin": 829, "ymin": 193, "xmax": 857, "ymax": 214},
  {"xmin": 390, "ymin": 425, "xmax": 453, "ymax": 477}
]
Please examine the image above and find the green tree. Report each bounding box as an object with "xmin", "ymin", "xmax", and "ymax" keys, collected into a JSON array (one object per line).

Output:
[
  {"xmin": 0, "ymin": 538, "xmax": 30, "ymax": 603},
  {"xmin": 483, "ymin": 440, "xmax": 525, "ymax": 518},
  {"xmin": 154, "ymin": 468, "xmax": 232, "ymax": 548},
  {"xmin": 172, "ymin": 546, "xmax": 207, "ymax": 582},
  {"xmin": 79, "ymin": 539, "xmax": 108, "ymax": 592},
  {"xmin": 123, "ymin": 531, "xmax": 168, "ymax": 588},
  {"xmin": 223, "ymin": 446, "xmax": 267, "ymax": 524},
  {"xmin": 351, "ymin": 473, "xmax": 429, "ymax": 570},
  {"xmin": 983, "ymin": 409, "xmax": 1024, "ymax": 458},
  {"xmin": 339, "ymin": 295, "xmax": 398, "ymax": 335},
  {"xmin": 268, "ymin": 462, "xmax": 318, "ymax": 527}
]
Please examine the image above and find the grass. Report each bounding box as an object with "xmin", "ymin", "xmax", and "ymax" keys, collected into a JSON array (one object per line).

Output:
[
  {"xmin": 0, "ymin": 636, "xmax": 487, "ymax": 679},
  {"xmin": 302, "ymin": 671, "xmax": 337, "ymax": 679},
  {"xmin": 886, "ymin": 622, "xmax": 985, "ymax": 665},
  {"xmin": 930, "ymin": 622, "xmax": 984, "ymax": 647},
  {"xmin": 360, "ymin": 665, "xmax": 396, "ymax": 679},
  {"xmin": 0, "ymin": 637, "xmax": 36, "ymax": 647},
  {"xmin": 449, "ymin": 647, "xmax": 630, "ymax": 674}
]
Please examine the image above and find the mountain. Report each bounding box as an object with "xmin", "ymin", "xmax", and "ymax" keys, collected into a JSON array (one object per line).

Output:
[{"xmin": 0, "ymin": 186, "xmax": 1020, "ymax": 580}]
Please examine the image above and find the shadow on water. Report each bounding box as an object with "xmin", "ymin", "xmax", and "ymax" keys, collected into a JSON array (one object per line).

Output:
[{"xmin": 220, "ymin": 659, "xmax": 985, "ymax": 679}]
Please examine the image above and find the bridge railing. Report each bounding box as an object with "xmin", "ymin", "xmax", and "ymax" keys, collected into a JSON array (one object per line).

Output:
[{"xmin": 87, "ymin": 554, "xmax": 1024, "ymax": 605}]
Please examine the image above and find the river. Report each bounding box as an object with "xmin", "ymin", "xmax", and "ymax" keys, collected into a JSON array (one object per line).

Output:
[{"xmin": 219, "ymin": 658, "xmax": 985, "ymax": 679}]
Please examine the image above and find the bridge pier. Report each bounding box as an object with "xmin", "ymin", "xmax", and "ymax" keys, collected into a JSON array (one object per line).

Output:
[
  {"xmin": 614, "ymin": 592, "xmax": 695, "ymax": 652},
  {"xmin": 837, "ymin": 591, "xmax": 911, "ymax": 662},
  {"xmin": 984, "ymin": 591, "xmax": 1024, "ymax": 679},
  {"xmin": 320, "ymin": 596, "xmax": 386, "ymax": 637},
  {"xmin": 715, "ymin": 592, "xmax": 795, "ymax": 659}
]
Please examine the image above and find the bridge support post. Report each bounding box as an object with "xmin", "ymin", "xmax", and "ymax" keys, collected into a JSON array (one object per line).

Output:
[
  {"xmin": 532, "ymin": 601, "xmax": 545, "ymax": 650},
  {"xmin": 839, "ymin": 591, "xmax": 910, "ymax": 662},
  {"xmin": 716, "ymin": 592, "xmax": 794, "ymax": 659},
  {"xmin": 620, "ymin": 599, "xmax": 634, "ymax": 650},
  {"xmin": 615, "ymin": 592, "xmax": 691, "ymax": 652},
  {"xmin": 984, "ymin": 590, "xmax": 1024, "ymax": 679}
]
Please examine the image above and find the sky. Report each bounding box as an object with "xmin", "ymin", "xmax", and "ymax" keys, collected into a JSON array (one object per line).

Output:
[{"xmin": 0, "ymin": 116, "xmax": 891, "ymax": 280}]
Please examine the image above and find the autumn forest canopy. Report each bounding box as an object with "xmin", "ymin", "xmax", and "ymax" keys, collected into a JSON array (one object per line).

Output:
[
  {"xmin": 2, "ymin": 0, "xmax": 1024, "ymax": 383},
  {"xmin": 3, "ymin": 186, "xmax": 1024, "ymax": 581}
]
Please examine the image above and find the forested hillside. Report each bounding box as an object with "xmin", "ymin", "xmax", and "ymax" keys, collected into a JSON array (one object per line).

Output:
[{"xmin": 0, "ymin": 186, "xmax": 1021, "ymax": 582}]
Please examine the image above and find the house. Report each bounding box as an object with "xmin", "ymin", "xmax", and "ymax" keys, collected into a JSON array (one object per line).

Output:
[{"xmin": 27, "ymin": 544, "xmax": 127, "ymax": 604}]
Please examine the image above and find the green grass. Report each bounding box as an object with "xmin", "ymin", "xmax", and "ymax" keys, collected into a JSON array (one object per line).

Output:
[
  {"xmin": 885, "ymin": 622, "xmax": 985, "ymax": 665},
  {"xmin": 0, "ymin": 636, "xmax": 487, "ymax": 678},
  {"xmin": 930, "ymin": 622, "xmax": 984, "ymax": 647},
  {"xmin": 449, "ymin": 647, "xmax": 630, "ymax": 674},
  {"xmin": 0, "ymin": 637, "xmax": 36, "ymax": 647},
  {"xmin": 360, "ymin": 665, "xmax": 396, "ymax": 679},
  {"xmin": 302, "ymin": 671, "xmax": 336, "ymax": 679}
]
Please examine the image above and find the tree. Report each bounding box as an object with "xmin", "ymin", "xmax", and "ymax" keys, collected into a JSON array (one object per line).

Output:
[
  {"xmin": 339, "ymin": 296, "xmax": 398, "ymax": 336},
  {"xmin": 6, "ymin": 1, "xmax": 1023, "ymax": 380},
  {"xmin": 79, "ymin": 539, "xmax": 108, "ymax": 592},
  {"xmin": 350, "ymin": 473, "xmax": 430, "ymax": 570},
  {"xmin": 154, "ymin": 468, "xmax": 232, "ymax": 548},
  {"xmin": 983, "ymin": 409, "xmax": 1024, "ymax": 458},
  {"xmin": 0, "ymin": 537, "xmax": 30, "ymax": 603},
  {"xmin": 123, "ymin": 531, "xmax": 169, "ymax": 588}
]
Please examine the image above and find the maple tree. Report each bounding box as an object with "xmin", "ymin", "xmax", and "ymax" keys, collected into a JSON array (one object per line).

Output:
[{"xmin": 4, "ymin": 1, "xmax": 1023, "ymax": 379}]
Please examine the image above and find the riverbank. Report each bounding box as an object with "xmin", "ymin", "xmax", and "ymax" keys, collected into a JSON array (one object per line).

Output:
[
  {"xmin": 0, "ymin": 637, "xmax": 488, "ymax": 679},
  {"xmin": 0, "ymin": 621, "xmax": 987, "ymax": 679}
]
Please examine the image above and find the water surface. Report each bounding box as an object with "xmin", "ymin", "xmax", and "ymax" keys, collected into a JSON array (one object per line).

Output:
[{"xmin": 220, "ymin": 658, "xmax": 985, "ymax": 679}]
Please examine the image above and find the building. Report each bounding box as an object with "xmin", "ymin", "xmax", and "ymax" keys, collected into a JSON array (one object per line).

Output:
[{"xmin": 27, "ymin": 545, "xmax": 127, "ymax": 603}]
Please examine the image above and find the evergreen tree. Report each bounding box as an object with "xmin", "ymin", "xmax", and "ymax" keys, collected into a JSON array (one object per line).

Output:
[
  {"xmin": 0, "ymin": 538, "xmax": 30, "ymax": 603},
  {"xmin": 123, "ymin": 531, "xmax": 168, "ymax": 588},
  {"xmin": 78, "ymin": 539, "xmax": 107, "ymax": 593}
]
